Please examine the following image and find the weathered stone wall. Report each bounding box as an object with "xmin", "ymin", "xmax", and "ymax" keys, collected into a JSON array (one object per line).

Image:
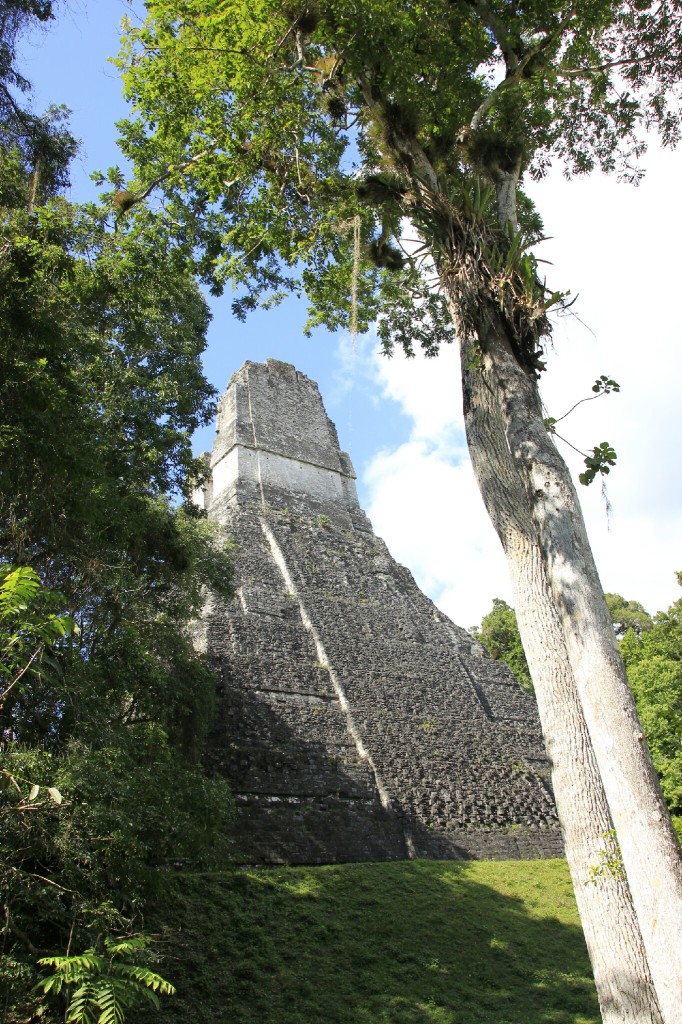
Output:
[{"xmin": 198, "ymin": 359, "xmax": 563, "ymax": 863}]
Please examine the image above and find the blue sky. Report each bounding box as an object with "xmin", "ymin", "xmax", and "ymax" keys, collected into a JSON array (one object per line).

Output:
[
  {"xmin": 19, "ymin": 0, "xmax": 410, "ymax": 464},
  {"xmin": 19, "ymin": 0, "xmax": 682, "ymax": 627}
]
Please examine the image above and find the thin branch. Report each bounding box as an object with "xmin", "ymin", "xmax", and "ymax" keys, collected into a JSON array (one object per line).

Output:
[
  {"xmin": 468, "ymin": 6, "xmax": 577, "ymax": 134},
  {"xmin": 551, "ymin": 389, "xmax": 609, "ymax": 427},
  {"xmin": 0, "ymin": 769, "xmax": 22, "ymax": 794},
  {"xmin": 27, "ymin": 872, "xmax": 74, "ymax": 893},
  {"xmin": 66, "ymin": 917, "xmax": 75, "ymax": 957},
  {"xmin": 4, "ymin": 907, "xmax": 41, "ymax": 957},
  {"xmin": 552, "ymin": 429, "xmax": 587, "ymax": 459},
  {"xmin": 0, "ymin": 80, "xmax": 33, "ymax": 126},
  {"xmin": 466, "ymin": 0, "xmax": 521, "ymax": 74},
  {"xmin": 558, "ymin": 54, "xmax": 656, "ymax": 79},
  {"xmin": 130, "ymin": 146, "xmax": 214, "ymax": 207},
  {"xmin": 0, "ymin": 646, "xmax": 43, "ymax": 712}
]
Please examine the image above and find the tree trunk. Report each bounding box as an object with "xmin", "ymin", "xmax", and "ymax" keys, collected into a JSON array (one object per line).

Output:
[
  {"xmin": 377, "ymin": 102, "xmax": 680, "ymax": 1014},
  {"xmin": 461, "ymin": 353, "xmax": 663, "ymax": 1022},
  {"xmin": 456, "ymin": 290, "xmax": 682, "ymax": 1023}
]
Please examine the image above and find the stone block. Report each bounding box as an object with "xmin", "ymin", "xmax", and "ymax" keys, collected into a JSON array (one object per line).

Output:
[{"xmin": 199, "ymin": 361, "xmax": 562, "ymax": 864}]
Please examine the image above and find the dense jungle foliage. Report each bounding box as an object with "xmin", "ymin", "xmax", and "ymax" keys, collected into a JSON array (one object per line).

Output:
[
  {"xmin": 2, "ymin": 0, "xmax": 682, "ymax": 1020},
  {"xmin": 475, "ymin": 586, "xmax": 682, "ymax": 840},
  {"xmin": 0, "ymin": 5, "xmax": 235, "ymax": 1021}
]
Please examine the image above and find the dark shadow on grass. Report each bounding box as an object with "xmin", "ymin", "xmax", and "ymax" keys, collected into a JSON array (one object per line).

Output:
[{"xmin": 144, "ymin": 860, "xmax": 601, "ymax": 1024}]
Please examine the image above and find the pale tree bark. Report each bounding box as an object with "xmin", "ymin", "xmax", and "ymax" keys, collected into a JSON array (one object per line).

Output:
[
  {"xmin": 461, "ymin": 352, "xmax": 663, "ymax": 1023},
  {"xmin": 455, "ymin": 291, "xmax": 682, "ymax": 1023},
  {"xmin": 364, "ymin": 90, "xmax": 681, "ymax": 1016},
  {"xmin": 492, "ymin": 167, "xmax": 520, "ymax": 238}
]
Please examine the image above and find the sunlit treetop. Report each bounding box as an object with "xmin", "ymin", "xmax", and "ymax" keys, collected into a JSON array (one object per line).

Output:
[{"xmin": 115, "ymin": 1, "xmax": 682, "ymax": 352}]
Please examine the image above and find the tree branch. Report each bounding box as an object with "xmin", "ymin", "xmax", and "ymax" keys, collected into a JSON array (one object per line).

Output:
[
  {"xmin": 358, "ymin": 70, "xmax": 439, "ymax": 193},
  {"xmin": 466, "ymin": 0, "xmax": 522, "ymax": 75},
  {"xmin": 550, "ymin": 388, "xmax": 610, "ymax": 427},
  {"xmin": 0, "ymin": 646, "xmax": 43, "ymax": 712},
  {"xmin": 466, "ymin": 2, "xmax": 578, "ymax": 138},
  {"xmin": 3, "ymin": 906, "xmax": 41, "ymax": 957},
  {"xmin": 125, "ymin": 146, "xmax": 215, "ymax": 210},
  {"xmin": 469, "ymin": 14, "xmax": 574, "ymax": 135}
]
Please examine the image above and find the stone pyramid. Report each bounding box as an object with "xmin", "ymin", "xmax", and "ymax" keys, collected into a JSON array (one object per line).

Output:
[{"xmin": 193, "ymin": 359, "xmax": 562, "ymax": 863}]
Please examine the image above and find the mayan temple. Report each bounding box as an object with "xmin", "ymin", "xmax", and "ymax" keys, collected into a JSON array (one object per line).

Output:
[{"xmin": 193, "ymin": 359, "xmax": 563, "ymax": 863}]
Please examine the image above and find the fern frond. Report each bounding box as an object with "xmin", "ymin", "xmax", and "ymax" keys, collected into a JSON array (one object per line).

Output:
[
  {"xmin": 66, "ymin": 981, "xmax": 97, "ymax": 1024},
  {"xmin": 38, "ymin": 933, "xmax": 174, "ymax": 1024},
  {"xmin": 94, "ymin": 983, "xmax": 126, "ymax": 1024},
  {"xmin": 124, "ymin": 965, "xmax": 176, "ymax": 995},
  {"xmin": 104, "ymin": 935, "xmax": 152, "ymax": 957}
]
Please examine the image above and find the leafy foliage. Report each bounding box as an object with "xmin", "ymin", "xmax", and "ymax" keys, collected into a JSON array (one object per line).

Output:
[
  {"xmin": 628, "ymin": 656, "xmax": 682, "ymax": 834},
  {"xmin": 619, "ymin": 576, "xmax": 682, "ymax": 836},
  {"xmin": 114, "ymin": 1, "xmax": 682, "ymax": 359},
  {"xmin": 0, "ymin": 3, "xmax": 55, "ymax": 111},
  {"xmin": 472, "ymin": 598, "xmax": 533, "ymax": 692},
  {"xmin": 1, "ymin": 738, "xmax": 234, "ymax": 948},
  {"xmin": 1, "ymin": 564, "xmax": 77, "ymax": 722},
  {"xmin": 591, "ymin": 375, "xmax": 620, "ymax": 396},
  {"xmin": 0, "ymin": 152, "xmax": 234, "ymax": 750},
  {"xmin": 0, "ymin": 2, "xmax": 75, "ymax": 196},
  {"xmin": 37, "ymin": 935, "xmax": 175, "ymax": 1024},
  {"xmin": 475, "ymin": 587, "xmax": 682, "ymax": 838},
  {"xmin": 604, "ymin": 593, "xmax": 652, "ymax": 639},
  {"xmin": 1, "ymin": 22, "xmax": 236, "ymax": 1019},
  {"xmin": 0, "ymin": 173, "xmax": 216, "ymax": 569},
  {"xmin": 0, "ymin": 564, "xmax": 234, "ymax": 1018},
  {"xmin": 578, "ymin": 442, "xmax": 617, "ymax": 487}
]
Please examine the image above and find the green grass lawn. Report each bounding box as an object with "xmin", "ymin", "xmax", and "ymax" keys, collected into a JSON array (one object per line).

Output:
[{"xmin": 146, "ymin": 859, "xmax": 599, "ymax": 1024}]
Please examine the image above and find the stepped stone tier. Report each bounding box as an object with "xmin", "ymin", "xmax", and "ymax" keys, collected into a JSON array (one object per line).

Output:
[{"xmin": 194, "ymin": 359, "xmax": 563, "ymax": 863}]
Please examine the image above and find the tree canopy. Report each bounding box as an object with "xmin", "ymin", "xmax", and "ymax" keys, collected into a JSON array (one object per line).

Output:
[
  {"xmin": 477, "ymin": 586, "xmax": 682, "ymax": 840},
  {"xmin": 0, "ymin": 22, "xmax": 236, "ymax": 1019},
  {"xmin": 472, "ymin": 597, "xmax": 532, "ymax": 692},
  {"xmin": 114, "ymin": 0, "xmax": 682, "ymax": 360},
  {"xmin": 620, "ymin": 576, "xmax": 682, "ymax": 834}
]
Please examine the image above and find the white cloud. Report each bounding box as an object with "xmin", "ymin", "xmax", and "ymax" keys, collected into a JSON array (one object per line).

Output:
[
  {"xmin": 370, "ymin": 343, "xmax": 465, "ymax": 445},
  {"xmin": 361, "ymin": 345, "xmax": 510, "ymax": 627},
  {"xmin": 354, "ymin": 141, "xmax": 682, "ymax": 628},
  {"xmin": 330, "ymin": 329, "xmax": 380, "ymax": 402},
  {"xmin": 365, "ymin": 436, "xmax": 511, "ymax": 627},
  {"xmin": 532, "ymin": 145, "xmax": 682, "ymax": 615}
]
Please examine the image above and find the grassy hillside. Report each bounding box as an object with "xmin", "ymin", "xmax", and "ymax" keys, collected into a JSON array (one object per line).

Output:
[{"xmin": 146, "ymin": 859, "xmax": 600, "ymax": 1024}]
